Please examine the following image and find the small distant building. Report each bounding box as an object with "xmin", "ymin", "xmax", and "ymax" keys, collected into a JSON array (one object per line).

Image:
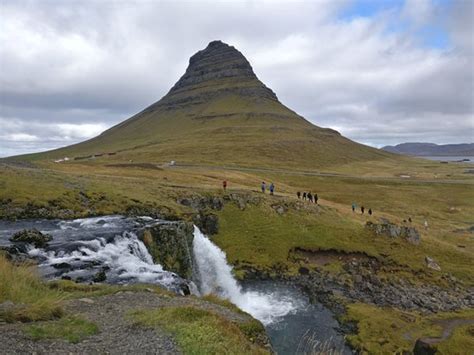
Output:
[{"xmin": 54, "ymin": 157, "xmax": 70, "ymax": 163}]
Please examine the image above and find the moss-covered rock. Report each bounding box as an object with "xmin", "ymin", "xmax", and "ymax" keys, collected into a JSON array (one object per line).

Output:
[
  {"xmin": 140, "ymin": 222, "xmax": 194, "ymax": 279},
  {"xmin": 10, "ymin": 229, "xmax": 53, "ymax": 248}
]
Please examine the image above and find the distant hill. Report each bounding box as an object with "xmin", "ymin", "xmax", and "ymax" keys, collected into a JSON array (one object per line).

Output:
[
  {"xmin": 11, "ymin": 40, "xmax": 396, "ymax": 169},
  {"xmin": 382, "ymin": 143, "xmax": 474, "ymax": 156}
]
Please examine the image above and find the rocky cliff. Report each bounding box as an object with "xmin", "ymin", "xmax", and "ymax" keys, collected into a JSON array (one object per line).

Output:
[{"xmin": 151, "ymin": 40, "xmax": 278, "ymax": 111}]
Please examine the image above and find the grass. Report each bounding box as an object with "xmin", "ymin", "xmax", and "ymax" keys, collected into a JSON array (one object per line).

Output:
[
  {"xmin": 0, "ymin": 254, "xmax": 64, "ymax": 322},
  {"xmin": 213, "ymin": 201, "xmax": 473, "ymax": 284},
  {"xmin": 25, "ymin": 316, "xmax": 98, "ymax": 343},
  {"xmin": 47, "ymin": 279, "xmax": 173, "ymax": 299},
  {"xmin": 437, "ymin": 323, "xmax": 474, "ymax": 354},
  {"xmin": 130, "ymin": 306, "xmax": 269, "ymax": 354},
  {"xmin": 343, "ymin": 303, "xmax": 474, "ymax": 354}
]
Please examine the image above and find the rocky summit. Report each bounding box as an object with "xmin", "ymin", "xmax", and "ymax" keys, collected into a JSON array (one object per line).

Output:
[{"xmin": 154, "ymin": 40, "xmax": 278, "ymax": 110}]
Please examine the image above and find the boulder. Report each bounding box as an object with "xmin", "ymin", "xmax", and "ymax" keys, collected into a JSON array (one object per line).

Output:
[
  {"xmin": 9, "ymin": 228, "xmax": 52, "ymax": 248},
  {"xmin": 271, "ymin": 204, "xmax": 287, "ymax": 215},
  {"xmin": 413, "ymin": 338, "xmax": 438, "ymax": 355},
  {"xmin": 140, "ymin": 221, "xmax": 194, "ymax": 279},
  {"xmin": 425, "ymin": 256, "xmax": 441, "ymax": 271},
  {"xmin": 93, "ymin": 269, "xmax": 107, "ymax": 283}
]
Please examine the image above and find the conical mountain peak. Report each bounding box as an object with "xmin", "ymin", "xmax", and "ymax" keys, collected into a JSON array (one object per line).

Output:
[{"xmin": 154, "ymin": 40, "xmax": 278, "ymax": 110}]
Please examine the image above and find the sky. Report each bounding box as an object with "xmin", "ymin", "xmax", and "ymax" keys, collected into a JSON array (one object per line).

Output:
[{"xmin": 0, "ymin": 0, "xmax": 473, "ymax": 157}]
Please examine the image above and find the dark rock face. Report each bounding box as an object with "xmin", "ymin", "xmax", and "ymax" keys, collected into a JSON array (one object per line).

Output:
[
  {"xmin": 151, "ymin": 40, "xmax": 278, "ymax": 111},
  {"xmin": 140, "ymin": 222, "xmax": 194, "ymax": 279},
  {"xmin": 193, "ymin": 212, "xmax": 219, "ymax": 236},
  {"xmin": 293, "ymin": 257, "xmax": 473, "ymax": 315},
  {"xmin": 366, "ymin": 220, "xmax": 420, "ymax": 245},
  {"xmin": 10, "ymin": 228, "xmax": 52, "ymax": 248}
]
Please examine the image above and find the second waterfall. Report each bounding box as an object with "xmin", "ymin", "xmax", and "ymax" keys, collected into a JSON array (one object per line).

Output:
[{"xmin": 192, "ymin": 226, "xmax": 300, "ymax": 325}]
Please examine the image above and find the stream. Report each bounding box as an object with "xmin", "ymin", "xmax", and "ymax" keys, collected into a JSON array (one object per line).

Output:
[{"xmin": 0, "ymin": 216, "xmax": 351, "ymax": 354}]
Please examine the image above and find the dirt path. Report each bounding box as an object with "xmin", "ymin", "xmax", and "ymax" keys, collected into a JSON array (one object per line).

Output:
[
  {"xmin": 0, "ymin": 291, "xmax": 252, "ymax": 355},
  {"xmin": 405, "ymin": 318, "xmax": 474, "ymax": 347}
]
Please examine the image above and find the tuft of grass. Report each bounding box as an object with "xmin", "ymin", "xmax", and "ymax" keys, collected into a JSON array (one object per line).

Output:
[
  {"xmin": 48, "ymin": 279, "xmax": 173, "ymax": 299},
  {"xmin": 0, "ymin": 254, "xmax": 64, "ymax": 322},
  {"xmin": 25, "ymin": 316, "xmax": 98, "ymax": 343},
  {"xmin": 130, "ymin": 306, "xmax": 269, "ymax": 354}
]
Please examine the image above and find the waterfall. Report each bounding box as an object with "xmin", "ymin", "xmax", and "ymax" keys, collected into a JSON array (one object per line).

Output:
[
  {"xmin": 27, "ymin": 227, "xmax": 188, "ymax": 293},
  {"xmin": 192, "ymin": 226, "xmax": 300, "ymax": 325}
]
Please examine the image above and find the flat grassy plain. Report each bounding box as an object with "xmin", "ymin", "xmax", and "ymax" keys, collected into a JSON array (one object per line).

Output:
[{"xmin": 1, "ymin": 157, "xmax": 473, "ymax": 352}]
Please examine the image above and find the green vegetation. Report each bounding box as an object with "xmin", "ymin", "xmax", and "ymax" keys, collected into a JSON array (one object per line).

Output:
[
  {"xmin": 0, "ymin": 254, "xmax": 64, "ymax": 322},
  {"xmin": 130, "ymin": 306, "xmax": 269, "ymax": 354},
  {"xmin": 214, "ymin": 202, "xmax": 473, "ymax": 284},
  {"xmin": 25, "ymin": 316, "xmax": 98, "ymax": 343},
  {"xmin": 437, "ymin": 324, "xmax": 474, "ymax": 354},
  {"xmin": 201, "ymin": 294, "xmax": 246, "ymax": 315},
  {"xmin": 343, "ymin": 303, "xmax": 474, "ymax": 354}
]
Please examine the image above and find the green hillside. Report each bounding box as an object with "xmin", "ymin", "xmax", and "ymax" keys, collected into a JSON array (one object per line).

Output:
[{"xmin": 14, "ymin": 40, "xmax": 394, "ymax": 169}]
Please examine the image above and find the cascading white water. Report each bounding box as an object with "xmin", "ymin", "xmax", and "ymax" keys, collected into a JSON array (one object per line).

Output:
[
  {"xmin": 29, "ymin": 230, "xmax": 180, "ymax": 288},
  {"xmin": 192, "ymin": 226, "xmax": 300, "ymax": 325}
]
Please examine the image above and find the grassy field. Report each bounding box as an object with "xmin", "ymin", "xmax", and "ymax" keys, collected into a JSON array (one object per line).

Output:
[{"xmin": 1, "ymin": 156, "xmax": 473, "ymax": 352}]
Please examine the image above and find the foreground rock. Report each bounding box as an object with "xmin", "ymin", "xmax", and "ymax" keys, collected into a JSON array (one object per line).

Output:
[{"xmin": 9, "ymin": 229, "xmax": 52, "ymax": 248}]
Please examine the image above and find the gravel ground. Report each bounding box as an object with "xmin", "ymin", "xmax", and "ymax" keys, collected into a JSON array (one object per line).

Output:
[{"xmin": 0, "ymin": 290, "xmax": 253, "ymax": 355}]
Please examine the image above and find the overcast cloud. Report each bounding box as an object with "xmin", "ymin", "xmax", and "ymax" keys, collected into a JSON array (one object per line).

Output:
[{"xmin": 0, "ymin": 0, "xmax": 473, "ymax": 157}]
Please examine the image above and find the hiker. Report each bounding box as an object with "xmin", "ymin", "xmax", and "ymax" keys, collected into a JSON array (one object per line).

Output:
[
  {"xmin": 261, "ymin": 181, "xmax": 266, "ymax": 193},
  {"xmin": 307, "ymin": 192, "xmax": 313, "ymax": 203},
  {"xmin": 297, "ymin": 191, "xmax": 301, "ymax": 199},
  {"xmin": 314, "ymin": 194, "xmax": 319, "ymax": 205},
  {"xmin": 222, "ymin": 180, "xmax": 227, "ymax": 191},
  {"xmin": 368, "ymin": 208, "xmax": 372, "ymax": 216},
  {"xmin": 269, "ymin": 183, "xmax": 275, "ymax": 195},
  {"xmin": 302, "ymin": 192, "xmax": 307, "ymax": 200},
  {"xmin": 361, "ymin": 206, "xmax": 365, "ymax": 214},
  {"xmin": 352, "ymin": 203, "xmax": 356, "ymax": 213},
  {"xmin": 408, "ymin": 217, "xmax": 412, "ymax": 223},
  {"xmin": 424, "ymin": 220, "xmax": 429, "ymax": 230}
]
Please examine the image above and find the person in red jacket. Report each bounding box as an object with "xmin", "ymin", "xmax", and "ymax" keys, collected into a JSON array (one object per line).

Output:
[{"xmin": 223, "ymin": 180, "xmax": 227, "ymax": 191}]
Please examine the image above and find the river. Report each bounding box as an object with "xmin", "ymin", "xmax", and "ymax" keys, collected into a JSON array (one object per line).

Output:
[{"xmin": 0, "ymin": 216, "xmax": 352, "ymax": 354}]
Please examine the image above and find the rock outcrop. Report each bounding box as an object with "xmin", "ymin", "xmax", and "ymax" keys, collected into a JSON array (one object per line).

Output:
[
  {"xmin": 140, "ymin": 222, "xmax": 194, "ymax": 279},
  {"xmin": 151, "ymin": 40, "xmax": 278, "ymax": 111},
  {"xmin": 366, "ymin": 220, "xmax": 421, "ymax": 245},
  {"xmin": 9, "ymin": 229, "xmax": 52, "ymax": 248}
]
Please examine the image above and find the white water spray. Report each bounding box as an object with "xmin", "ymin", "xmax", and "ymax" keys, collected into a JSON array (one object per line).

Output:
[
  {"xmin": 192, "ymin": 226, "xmax": 300, "ymax": 325},
  {"xmin": 29, "ymin": 231, "xmax": 179, "ymax": 287}
]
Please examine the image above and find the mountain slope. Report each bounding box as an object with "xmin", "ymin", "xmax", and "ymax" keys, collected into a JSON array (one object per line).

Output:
[
  {"xmin": 18, "ymin": 40, "xmax": 394, "ymax": 169},
  {"xmin": 382, "ymin": 143, "xmax": 474, "ymax": 156}
]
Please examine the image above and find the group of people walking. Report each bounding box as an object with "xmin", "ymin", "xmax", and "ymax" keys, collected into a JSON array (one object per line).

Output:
[
  {"xmin": 296, "ymin": 191, "xmax": 318, "ymax": 204},
  {"xmin": 352, "ymin": 203, "xmax": 372, "ymax": 216},
  {"xmin": 261, "ymin": 181, "xmax": 275, "ymax": 195}
]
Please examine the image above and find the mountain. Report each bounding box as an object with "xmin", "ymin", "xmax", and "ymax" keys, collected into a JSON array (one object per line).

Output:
[
  {"xmin": 18, "ymin": 40, "xmax": 393, "ymax": 169},
  {"xmin": 382, "ymin": 143, "xmax": 474, "ymax": 156}
]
